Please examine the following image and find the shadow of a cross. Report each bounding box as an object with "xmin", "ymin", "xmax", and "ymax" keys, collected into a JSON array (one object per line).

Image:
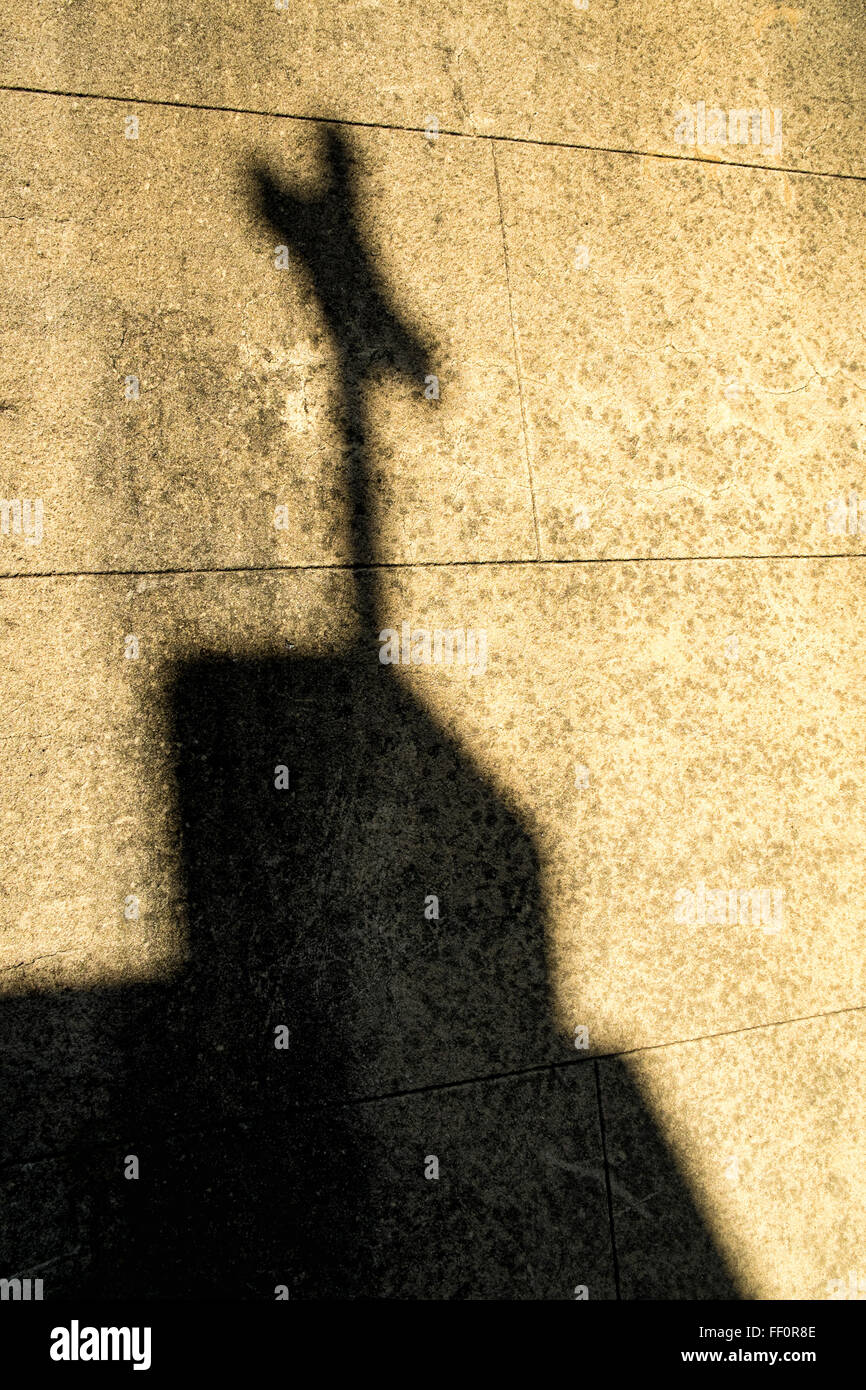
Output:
[{"xmin": 0, "ymin": 126, "xmax": 739, "ymax": 1300}]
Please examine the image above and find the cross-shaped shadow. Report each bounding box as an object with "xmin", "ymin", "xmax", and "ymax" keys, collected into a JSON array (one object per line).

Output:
[{"xmin": 0, "ymin": 126, "xmax": 739, "ymax": 1300}]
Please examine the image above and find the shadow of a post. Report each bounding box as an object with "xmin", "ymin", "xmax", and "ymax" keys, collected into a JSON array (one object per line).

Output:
[{"xmin": 0, "ymin": 126, "xmax": 739, "ymax": 1300}]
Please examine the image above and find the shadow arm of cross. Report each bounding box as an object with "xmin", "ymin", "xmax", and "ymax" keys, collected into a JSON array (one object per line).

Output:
[{"xmin": 248, "ymin": 127, "xmax": 434, "ymax": 388}]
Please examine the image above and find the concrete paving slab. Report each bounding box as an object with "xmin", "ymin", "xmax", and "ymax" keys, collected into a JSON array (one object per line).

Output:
[
  {"xmin": 600, "ymin": 1009, "xmax": 866, "ymax": 1299},
  {"xmin": 1, "ymin": 556, "xmax": 863, "ymax": 1168},
  {"xmin": 1, "ymin": 1, "xmax": 863, "ymax": 175},
  {"xmin": 387, "ymin": 556, "xmax": 866, "ymax": 1054},
  {"xmin": 0, "ymin": 92, "xmax": 533, "ymax": 574},
  {"xmin": 75, "ymin": 1065, "xmax": 616, "ymax": 1298},
  {"xmin": 1, "ymin": 0, "xmax": 863, "ymax": 1310},
  {"xmin": 496, "ymin": 143, "xmax": 866, "ymax": 560},
  {"xmin": 0, "ymin": 563, "xmax": 569, "ymax": 1164},
  {"xmin": 0, "ymin": 1155, "xmax": 94, "ymax": 1299}
]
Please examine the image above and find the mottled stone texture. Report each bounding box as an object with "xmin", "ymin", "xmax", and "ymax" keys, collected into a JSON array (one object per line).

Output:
[
  {"xmin": 496, "ymin": 146, "xmax": 866, "ymax": 560},
  {"xmin": 1, "ymin": 1, "xmax": 863, "ymax": 174},
  {"xmin": 0, "ymin": 97, "xmax": 533, "ymax": 573},
  {"xmin": 0, "ymin": 0, "xmax": 863, "ymax": 1302}
]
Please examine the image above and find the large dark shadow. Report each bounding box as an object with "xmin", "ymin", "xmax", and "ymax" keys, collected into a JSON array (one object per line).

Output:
[{"xmin": 0, "ymin": 127, "xmax": 739, "ymax": 1300}]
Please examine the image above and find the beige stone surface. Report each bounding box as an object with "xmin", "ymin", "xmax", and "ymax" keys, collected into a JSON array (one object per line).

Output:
[
  {"xmin": 601, "ymin": 1010, "xmax": 866, "ymax": 1299},
  {"xmin": 496, "ymin": 143, "xmax": 866, "ymax": 561},
  {"xmin": 0, "ymin": 92, "xmax": 533, "ymax": 574},
  {"xmin": 1, "ymin": 1, "xmax": 863, "ymax": 176},
  {"xmin": 390, "ymin": 556, "xmax": 866, "ymax": 1051},
  {"xmin": 0, "ymin": 569, "xmax": 355, "ymax": 998},
  {"xmin": 1, "ymin": 0, "xmax": 864, "ymax": 1302},
  {"xmin": 3, "ymin": 557, "xmax": 863, "ymax": 1060}
]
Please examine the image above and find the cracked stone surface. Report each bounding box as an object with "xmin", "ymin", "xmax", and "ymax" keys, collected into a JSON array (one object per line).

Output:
[{"xmin": 1, "ymin": 1, "xmax": 863, "ymax": 175}]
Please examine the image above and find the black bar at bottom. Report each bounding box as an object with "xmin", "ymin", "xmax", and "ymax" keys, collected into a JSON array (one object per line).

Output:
[{"xmin": 0, "ymin": 1299, "xmax": 857, "ymax": 1377}]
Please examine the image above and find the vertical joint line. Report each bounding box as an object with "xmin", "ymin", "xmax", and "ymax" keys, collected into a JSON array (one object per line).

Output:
[
  {"xmin": 491, "ymin": 139, "xmax": 541, "ymax": 560},
  {"xmin": 594, "ymin": 1058, "xmax": 622, "ymax": 1300}
]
